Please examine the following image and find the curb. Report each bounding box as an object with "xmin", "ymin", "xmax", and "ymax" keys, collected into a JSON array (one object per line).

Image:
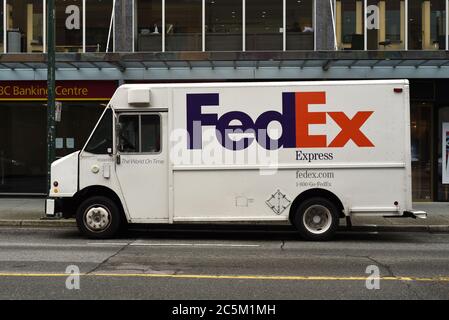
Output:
[
  {"xmin": 346, "ymin": 225, "xmax": 449, "ymax": 233},
  {"xmin": 0, "ymin": 219, "xmax": 76, "ymax": 228},
  {"xmin": 0, "ymin": 219, "xmax": 448, "ymax": 233}
]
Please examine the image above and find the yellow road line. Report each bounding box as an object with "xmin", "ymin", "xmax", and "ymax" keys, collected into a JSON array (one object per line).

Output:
[{"xmin": 0, "ymin": 273, "xmax": 448, "ymax": 282}]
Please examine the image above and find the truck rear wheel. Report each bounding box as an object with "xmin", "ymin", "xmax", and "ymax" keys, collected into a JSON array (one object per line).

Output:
[
  {"xmin": 293, "ymin": 197, "xmax": 339, "ymax": 241},
  {"xmin": 76, "ymin": 196, "xmax": 121, "ymax": 239}
]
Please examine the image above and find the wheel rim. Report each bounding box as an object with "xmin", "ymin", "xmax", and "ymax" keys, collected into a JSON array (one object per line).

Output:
[
  {"xmin": 84, "ymin": 205, "xmax": 112, "ymax": 233},
  {"xmin": 302, "ymin": 204, "xmax": 332, "ymax": 235}
]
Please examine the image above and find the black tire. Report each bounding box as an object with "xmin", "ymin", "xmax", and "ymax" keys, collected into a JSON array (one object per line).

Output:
[
  {"xmin": 76, "ymin": 196, "xmax": 122, "ymax": 239},
  {"xmin": 293, "ymin": 197, "xmax": 339, "ymax": 241}
]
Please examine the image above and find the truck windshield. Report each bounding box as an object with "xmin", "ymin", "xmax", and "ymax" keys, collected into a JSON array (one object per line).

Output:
[{"xmin": 84, "ymin": 108, "xmax": 113, "ymax": 154}]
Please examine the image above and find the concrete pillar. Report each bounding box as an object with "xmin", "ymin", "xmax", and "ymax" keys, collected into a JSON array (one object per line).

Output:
[
  {"xmin": 315, "ymin": 0, "xmax": 336, "ymax": 50},
  {"xmin": 379, "ymin": 0, "xmax": 386, "ymax": 43},
  {"xmin": 114, "ymin": 0, "xmax": 133, "ymax": 52},
  {"xmin": 356, "ymin": 1, "xmax": 363, "ymax": 34},
  {"xmin": 422, "ymin": 0, "xmax": 431, "ymax": 49},
  {"xmin": 27, "ymin": 4, "xmax": 33, "ymax": 52}
]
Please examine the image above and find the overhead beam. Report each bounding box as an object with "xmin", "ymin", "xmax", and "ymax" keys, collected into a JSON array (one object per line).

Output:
[
  {"xmin": 111, "ymin": 61, "xmax": 126, "ymax": 72},
  {"xmin": 322, "ymin": 59, "xmax": 333, "ymax": 71},
  {"xmin": 348, "ymin": 60, "xmax": 358, "ymax": 68},
  {"xmin": 414, "ymin": 60, "xmax": 428, "ymax": 69},
  {"xmin": 370, "ymin": 59, "xmax": 383, "ymax": 68},
  {"xmin": 438, "ymin": 60, "xmax": 449, "ymax": 68},
  {"xmin": 392, "ymin": 60, "xmax": 406, "ymax": 68}
]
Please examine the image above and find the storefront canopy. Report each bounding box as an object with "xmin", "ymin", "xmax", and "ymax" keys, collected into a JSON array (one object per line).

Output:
[{"xmin": 2, "ymin": 51, "xmax": 449, "ymax": 80}]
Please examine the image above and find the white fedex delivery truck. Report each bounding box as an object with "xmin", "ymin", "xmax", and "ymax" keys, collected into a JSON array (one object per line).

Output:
[{"xmin": 46, "ymin": 80, "xmax": 426, "ymax": 240}]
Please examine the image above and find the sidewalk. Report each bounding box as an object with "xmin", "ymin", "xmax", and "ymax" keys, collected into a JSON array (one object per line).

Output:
[
  {"xmin": 347, "ymin": 202, "xmax": 449, "ymax": 232},
  {"xmin": 0, "ymin": 198, "xmax": 448, "ymax": 231},
  {"xmin": 0, "ymin": 198, "xmax": 74, "ymax": 227}
]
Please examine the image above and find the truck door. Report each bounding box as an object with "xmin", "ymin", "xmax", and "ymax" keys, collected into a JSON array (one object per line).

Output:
[{"xmin": 115, "ymin": 112, "xmax": 168, "ymax": 221}]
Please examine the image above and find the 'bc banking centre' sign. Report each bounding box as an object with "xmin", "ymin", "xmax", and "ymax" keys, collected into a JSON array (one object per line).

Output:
[{"xmin": 0, "ymin": 81, "xmax": 117, "ymax": 101}]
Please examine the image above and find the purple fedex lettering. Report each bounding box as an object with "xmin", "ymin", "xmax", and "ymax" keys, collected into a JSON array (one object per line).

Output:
[
  {"xmin": 186, "ymin": 93, "xmax": 218, "ymax": 149},
  {"xmin": 186, "ymin": 92, "xmax": 374, "ymax": 150},
  {"xmin": 216, "ymin": 111, "xmax": 255, "ymax": 150},
  {"xmin": 258, "ymin": 92, "xmax": 296, "ymax": 148},
  {"xmin": 186, "ymin": 93, "xmax": 296, "ymax": 150},
  {"xmin": 187, "ymin": 93, "xmax": 254, "ymax": 150}
]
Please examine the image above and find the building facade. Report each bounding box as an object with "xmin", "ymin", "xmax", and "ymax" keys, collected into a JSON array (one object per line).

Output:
[{"xmin": 0, "ymin": 0, "xmax": 448, "ymax": 201}]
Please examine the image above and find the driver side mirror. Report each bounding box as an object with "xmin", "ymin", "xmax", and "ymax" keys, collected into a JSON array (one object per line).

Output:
[
  {"xmin": 115, "ymin": 122, "xmax": 122, "ymax": 152},
  {"xmin": 115, "ymin": 122, "xmax": 122, "ymax": 136},
  {"xmin": 115, "ymin": 122, "xmax": 122, "ymax": 165}
]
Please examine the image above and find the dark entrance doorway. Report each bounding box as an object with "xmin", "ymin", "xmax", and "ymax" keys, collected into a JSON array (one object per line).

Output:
[{"xmin": 411, "ymin": 102, "xmax": 433, "ymax": 201}]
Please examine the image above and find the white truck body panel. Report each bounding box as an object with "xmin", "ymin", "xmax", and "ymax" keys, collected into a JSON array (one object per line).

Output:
[
  {"xmin": 49, "ymin": 151, "xmax": 78, "ymax": 197},
  {"xmin": 49, "ymin": 80, "xmax": 413, "ymax": 224}
]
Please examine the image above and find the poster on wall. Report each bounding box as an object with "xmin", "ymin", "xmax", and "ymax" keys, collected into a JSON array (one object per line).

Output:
[{"xmin": 443, "ymin": 123, "xmax": 449, "ymax": 184}]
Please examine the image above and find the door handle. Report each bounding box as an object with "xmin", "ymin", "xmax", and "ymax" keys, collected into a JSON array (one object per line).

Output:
[{"xmin": 116, "ymin": 154, "xmax": 121, "ymax": 165}]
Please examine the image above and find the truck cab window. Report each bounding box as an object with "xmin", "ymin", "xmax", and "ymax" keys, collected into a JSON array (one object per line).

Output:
[
  {"xmin": 84, "ymin": 108, "xmax": 112, "ymax": 154},
  {"xmin": 118, "ymin": 114, "xmax": 161, "ymax": 153},
  {"xmin": 119, "ymin": 115, "xmax": 140, "ymax": 153},
  {"xmin": 141, "ymin": 115, "xmax": 161, "ymax": 153}
]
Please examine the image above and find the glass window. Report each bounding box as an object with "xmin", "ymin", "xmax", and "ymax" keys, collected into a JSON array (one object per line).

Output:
[
  {"xmin": 58, "ymin": 102, "xmax": 107, "ymax": 157},
  {"xmin": 56, "ymin": 0, "xmax": 83, "ymax": 52},
  {"xmin": 336, "ymin": 0, "xmax": 364, "ymax": 50},
  {"xmin": 410, "ymin": 103, "xmax": 433, "ymax": 200},
  {"xmin": 165, "ymin": 0, "xmax": 202, "ymax": 51},
  {"xmin": 118, "ymin": 114, "xmax": 161, "ymax": 153},
  {"xmin": 246, "ymin": 0, "xmax": 283, "ymax": 51},
  {"xmin": 286, "ymin": 0, "xmax": 314, "ymax": 50},
  {"xmin": 119, "ymin": 115, "xmax": 140, "ymax": 153},
  {"xmin": 408, "ymin": 0, "xmax": 422, "ymax": 49},
  {"xmin": 0, "ymin": 102, "xmax": 46, "ymax": 194},
  {"xmin": 6, "ymin": 0, "xmax": 44, "ymax": 53},
  {"xmin": 430, "ymin": 0, "xmax": 446, "ymax": 49},
  {"xmin": 86, "ymin": 0, "xmax": 115, "ymax": 52},
  {"xmin": 0, "ymin": 99, "xmax": 113, "ymax": 194},
  {"xmin": 141, "ymin": 115, "xmax": 161, "ymax": 153},
  {"xmin": 367, "ymin": 0, "xmax": 405, "ymax": 50},
  {"xmin": 84, "ymin": 108, "xmax": 113, "ymax": 154},
  {"xmin": 409, "ymin": 0, "xmax": 445, "ymax": 50},
  {"xmin": 135, "ymin": 0, "xmax": 162, "ymax": 51},
  {"xmin": 206, "ymin": 0, "xmax": 242, "ymax": 51}
]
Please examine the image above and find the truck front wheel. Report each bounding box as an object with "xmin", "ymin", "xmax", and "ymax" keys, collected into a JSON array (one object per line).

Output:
[
  {"xmin": 293, "ymin": 197, "xmax": 339, "ymax": 241},
  {"xmin": 76, "ymin": 196, "xmax": 121, "ymax": 239}
]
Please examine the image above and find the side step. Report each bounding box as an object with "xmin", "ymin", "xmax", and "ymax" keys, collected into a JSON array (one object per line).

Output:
[
  {"xmin": 383, "ymin": 210, "xmax": 427, "ymax": 219},
  {"xmin": 403, "ymin": 210, "xmax": 427, "ymax": 219}
]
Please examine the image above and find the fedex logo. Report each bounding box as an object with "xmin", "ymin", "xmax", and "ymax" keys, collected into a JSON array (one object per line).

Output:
[{"xmin": 186, "ymin": 92, "xmax": 374, "ymax": 150}]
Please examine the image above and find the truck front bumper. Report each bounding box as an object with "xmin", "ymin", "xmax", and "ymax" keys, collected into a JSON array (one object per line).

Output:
[
  {"xmin": 45, "ymin": 198, "xmax": 55, "ymax": 216},
  {"xmin": 45, "ymin": 198, "xmax": 63, "ymax": 217}
]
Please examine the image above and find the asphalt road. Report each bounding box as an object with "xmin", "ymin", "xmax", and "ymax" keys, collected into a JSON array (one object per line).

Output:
[{"xmin": 0, "ymin": 225, "xmax": 448, "ymax": 300}]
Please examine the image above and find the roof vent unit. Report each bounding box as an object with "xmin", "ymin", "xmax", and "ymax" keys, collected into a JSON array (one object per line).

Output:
[{"xmin": 128, "ymin": 89, "xmax": 150, "ymax": 106}]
